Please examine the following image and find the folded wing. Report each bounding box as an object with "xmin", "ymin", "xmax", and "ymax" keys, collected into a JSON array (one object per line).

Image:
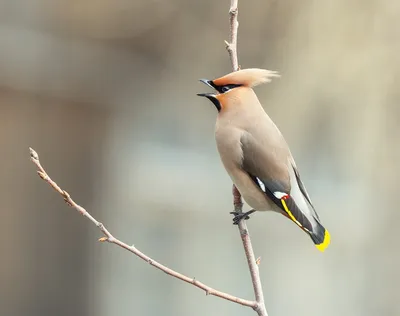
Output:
[{"xmin": 240, "ymin": 132, "xmax": 330, "ymax": 251}]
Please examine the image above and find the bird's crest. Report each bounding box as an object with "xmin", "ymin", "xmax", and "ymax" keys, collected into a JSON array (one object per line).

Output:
[{"xmin": 213, "ymin": 68, "xmax": 280, "ymax": 88}]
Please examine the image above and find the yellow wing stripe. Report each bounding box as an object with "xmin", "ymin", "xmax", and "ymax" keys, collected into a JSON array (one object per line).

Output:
[
  {"xmin": 281, "ymin": 198, "xmax": 302, "ymax": 227},
  {"xmin": 281, "ymin": 198, "xmax": 330, "ymax": 252}
]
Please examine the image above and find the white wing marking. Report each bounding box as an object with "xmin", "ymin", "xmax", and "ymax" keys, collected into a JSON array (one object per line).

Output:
[
  {"xmin": 273, "ymin": 191, "xmax": 287, "ymax": 199},
  {"xmin": 256, "ymin": 177, "xmax": 266, "ymax": 192}
]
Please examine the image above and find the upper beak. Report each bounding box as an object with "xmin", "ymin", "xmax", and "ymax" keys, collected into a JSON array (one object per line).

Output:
[{"xmin": 199, "ymin": 79, "xmax": 217, "ymax": 90}]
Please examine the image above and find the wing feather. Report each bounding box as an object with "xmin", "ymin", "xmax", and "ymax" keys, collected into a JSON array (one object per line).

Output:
[{"xmin": 240, "ymin": 133, "xmax": 318, "ymax": 230}]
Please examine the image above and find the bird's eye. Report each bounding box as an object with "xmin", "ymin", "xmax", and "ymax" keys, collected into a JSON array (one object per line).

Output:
[
  {"xmin": 221, "ymin": 86, "xmax": 230, "ymax": 93},
  {"xmin": 219, "ymin": 84, "xmax": 241, "ymax": 93}
]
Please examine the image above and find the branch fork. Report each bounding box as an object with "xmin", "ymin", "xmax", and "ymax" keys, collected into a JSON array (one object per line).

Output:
[
  {"xmin": 29, "ymin": 147, "xmax": 257, "ymax": 309},
  {"xmin": 29, "ymin": 1, "xmax": 269, "ymax": 315}
]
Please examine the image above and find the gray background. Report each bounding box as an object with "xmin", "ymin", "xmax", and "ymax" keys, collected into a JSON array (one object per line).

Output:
[{"xmin": 1, "ymin": 0, "xmax": 399, "ymax": 315}]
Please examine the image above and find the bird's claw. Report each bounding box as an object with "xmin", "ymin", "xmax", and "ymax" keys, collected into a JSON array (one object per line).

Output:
[{"xmin": 230, "ymin": 210, "xmax": 255, "ymax": 225}]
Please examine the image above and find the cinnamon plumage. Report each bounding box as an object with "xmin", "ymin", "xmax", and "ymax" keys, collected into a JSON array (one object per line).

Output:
[{"xmin": 197, "ymin": 68, "xmax": 330, "ymax": 252}]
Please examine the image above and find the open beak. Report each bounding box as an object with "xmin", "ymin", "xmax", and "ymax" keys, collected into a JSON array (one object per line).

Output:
[{"xmin": 197, "ymin": 79, "xmax": 221, "ymax": 111}]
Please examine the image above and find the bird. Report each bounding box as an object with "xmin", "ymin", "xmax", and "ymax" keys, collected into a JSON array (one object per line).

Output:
[{"xmin": 197, "ymin": 68, "xmax": 330, "ymax": 252}]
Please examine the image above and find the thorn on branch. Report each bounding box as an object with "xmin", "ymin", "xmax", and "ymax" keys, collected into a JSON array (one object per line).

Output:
[
  {"xmin": 62, "ymin": 191, "xmax": 72, "ymax": 206},
  {"xmin": 97, "ymin": 222, "xmax": 105, "ymax": 230},
  {"xmin": 62, "ymin": 190, "xmax": 70, "ymax": 198},
  {"xmin": 256, "ymin": 257, "xmax": 261, "ymax": 265},
  {"xmin": 229, "ymin": 8, "xmax": 238, "ymax": 15},
  {"xmin": 98, "ymin": 237, "xmax": 108, "ymax": 242},
  {"xmin": 37, "ymin": 171, "xmax": 46, "ymax": 180}
]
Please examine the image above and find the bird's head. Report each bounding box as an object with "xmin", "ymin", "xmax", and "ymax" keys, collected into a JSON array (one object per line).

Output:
[{"xmin": 197, "ymin": 68, "xmax": 279, "ymax": 112}]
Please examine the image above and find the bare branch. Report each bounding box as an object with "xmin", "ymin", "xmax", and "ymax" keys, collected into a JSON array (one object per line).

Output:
[
  {"xmin": 29, "ymin": 3, "xmax": 270, "ymax": 315},
  {"xmin": 237, "ymin": 220, "xmax": 268, "ymax": 315},
  {"xmin": 225, "ymin": 0, "xmax": 239, "ymax": 71},
  {"xmin": 29, "ymin": 147, "xmax": 257, "ymax": 309},
  {"xmin": 226, "ymin": 1, "xmax": 269, "ymax": 315}
]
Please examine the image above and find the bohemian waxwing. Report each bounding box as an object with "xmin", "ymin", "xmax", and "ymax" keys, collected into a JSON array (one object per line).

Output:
[{"xmin": 197, "ymin": 68, "xmax": 330, "ymax": 252}]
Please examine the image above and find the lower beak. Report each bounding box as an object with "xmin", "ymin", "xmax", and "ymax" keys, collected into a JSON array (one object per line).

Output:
[
  {"xmin": 196, "ymin": 93, "xmax": 221, "ymax": 111},
  {"xmin": 196, "ymin": 93, "xmax": 216, "ymax": 98}
]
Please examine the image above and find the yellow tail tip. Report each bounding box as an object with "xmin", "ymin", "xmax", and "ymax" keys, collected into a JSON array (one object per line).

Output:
[{"xmin": 315, "ymin": 229, "xmax": 331, "ymax": 252}]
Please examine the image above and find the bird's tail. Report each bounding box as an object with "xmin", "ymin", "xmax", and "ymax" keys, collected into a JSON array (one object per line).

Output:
[
  {"xmin": 278, "ymin": 196, "xmax": 331, "ymax": 252},
  {"xmin": 308, "ymin": 220, "xmax": 331, "ymax": 252}
]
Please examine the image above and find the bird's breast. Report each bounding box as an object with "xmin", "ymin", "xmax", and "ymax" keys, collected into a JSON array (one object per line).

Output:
[
  {"xmin": 214, "ymin": 124, "xmax": 243, "ymax": 169},
  {"xmin": 214, "ymin": 124, "xmax": 275, "ymax": 212}
]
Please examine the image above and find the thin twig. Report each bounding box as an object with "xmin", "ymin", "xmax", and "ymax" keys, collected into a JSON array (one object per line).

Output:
[
  {"xmin": 237, "ymin": 218, "xmax": 267, "ymax": 316},
  {"xmin": 29, "ymin": 147, "xmax": 256, "ymax": 309},
  {"xmin": 225, "ymin": 0, "xmax": 240, "ymax": 71},
  {"xmin": 30, "ymin": 3, "xmax": 268, "ymax": 315},
  {"xmin": 225, "ymin": 1, "xmax": 268, "ymax": 315}
]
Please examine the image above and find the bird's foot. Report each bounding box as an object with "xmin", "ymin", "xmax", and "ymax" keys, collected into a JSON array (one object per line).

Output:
[{"xmin": 230, "ymin": 209, "xmax": 256, "ymax": 225}]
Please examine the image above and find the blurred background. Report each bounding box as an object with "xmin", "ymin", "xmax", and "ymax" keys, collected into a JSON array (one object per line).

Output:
[{"xmin": 1, "ymin": 0, "xmax": 399, "ymax": 315}]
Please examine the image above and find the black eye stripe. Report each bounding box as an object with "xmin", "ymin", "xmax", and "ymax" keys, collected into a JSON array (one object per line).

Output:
[
  {"xmin": 217, "ymin": 84, "xmax": 242, "ymax": 93},
  {"xmin": 226, "ymin": 84, "xmax": 242, "ymax": 89}
]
